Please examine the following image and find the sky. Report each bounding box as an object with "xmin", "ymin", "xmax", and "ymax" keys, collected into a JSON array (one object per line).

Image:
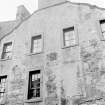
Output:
[{"xmin": 0, "ymin": 0, "xmax": 105, "ymax": 22}]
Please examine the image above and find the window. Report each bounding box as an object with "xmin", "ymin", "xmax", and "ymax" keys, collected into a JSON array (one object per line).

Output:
[
  {"xmin": 28, "ymin": 70, "xmax": 41, "ymax": 99},
  {"xmin": 31, "ymin": 35, "xmax": 42, "ymax": 53},
  {"xmin": 100, "ymin": 19, "xmax": 105, "ymax": 39},
  {"xmin": 0, "ymin": 76, "xmax": 7, "ymax": 99},
  {"xmin": 2, "ymin": 42, "xmax": 12, "ymax": 59},
  {"xmin": 63, "ymin": 27, "xmax": 76, "ymax": 47}
]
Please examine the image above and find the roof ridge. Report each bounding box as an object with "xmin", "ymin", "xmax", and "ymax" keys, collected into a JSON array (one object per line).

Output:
[{"xmin": 69, "ymin": 1, "xmax": 105, "ymax": 10}]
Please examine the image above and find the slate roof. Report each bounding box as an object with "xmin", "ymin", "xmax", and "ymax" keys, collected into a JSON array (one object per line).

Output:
[{"xmin": 0, "ymin": 20, "xmax": 18, "ymax": 40}]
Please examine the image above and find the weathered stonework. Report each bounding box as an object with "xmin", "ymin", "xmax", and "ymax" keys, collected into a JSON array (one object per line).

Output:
[{"xmin": 1, "ymin": 0, "xmax": 105, "ymax": 105}]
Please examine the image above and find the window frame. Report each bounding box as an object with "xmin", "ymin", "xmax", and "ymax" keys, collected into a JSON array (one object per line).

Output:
[
  {"xmin": 62, "ymin": 26, "xmax": 78, "ymax": 48},
  {"xmin": 31, "ymin": 34, "xmax": 43, "ymax": 54},
  {"xmin": 27, "ymin": 69, "xmax": 43, "ymax": 101},
  {"xmin": 0, "ymin": 75, "xmax": 7, "ymax": 100},
  {"xmin": 99, "ymin": 19, "xmax": 105, "ymax": 40},
  {"xmin": 1, "ymin": 42, "xmax": 12, "ymax": 60}
]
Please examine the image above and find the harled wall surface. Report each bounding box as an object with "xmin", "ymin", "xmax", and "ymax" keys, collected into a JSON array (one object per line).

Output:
[{"xmin": 1, "ymin": 1, "xmax": 105, "ymax": 105}]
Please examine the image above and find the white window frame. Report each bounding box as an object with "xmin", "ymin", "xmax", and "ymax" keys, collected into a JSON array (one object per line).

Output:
[
  {"xmin": 1, "ymin": 42, "xmax": 12, "ymax": 60},
  {"xmin": 31, "ymin": 34, "xmax": 43, "ymax": 54},
  {"xmin": 62, "ymin": 26, "xmax": 78, "ymax": 48}
]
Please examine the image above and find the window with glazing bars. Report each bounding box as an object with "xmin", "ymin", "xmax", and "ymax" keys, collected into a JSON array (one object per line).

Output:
[
  {"xmin": 28, "ymin": 70, "xmax": 41, "ymax": 99},
  {"xmin": 63, "ymin": 27, "xmax": 76, "ymax": 47},
  {"xmin": 0, "ymin": 76, "xmax": 7, "ymax": 99},
  {"xmin": 2, "ymin": 42, "xmax": 12, "ymax": 59},
  {"xmin": 31, "ymin": 35, "xmax": 42, "ymax": 53},
  {"xmin": 100, "ymin": 19, "xmax": 105, "ymax": 39}
]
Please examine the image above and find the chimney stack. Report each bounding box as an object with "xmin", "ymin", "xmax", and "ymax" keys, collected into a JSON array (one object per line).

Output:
[
  {"xmin": 38, "ymin": 0, "xmax": 66, "ymax": 9},
  {"xmin": 16, "ymin": 5, "xmax": 30, "ymax": 22}
]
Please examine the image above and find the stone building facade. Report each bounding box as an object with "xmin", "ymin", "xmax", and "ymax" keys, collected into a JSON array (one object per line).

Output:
[{"xmin": 1, "ymin": 0, "xmax": 105, "ymax": 105}]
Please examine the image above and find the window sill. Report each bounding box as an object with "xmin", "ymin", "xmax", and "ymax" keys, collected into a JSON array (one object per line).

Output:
[
  {"xmin": 0, "ymin": 58, "xmax": 12, "ymax": 61},
  {"xmin": 62, "ymin": 44, "xmax": 78, "ymax": 49},
  {"xmin": 25, "ymin": 97, "xmax": 43, "ymax": 103},
  {"xmin": 26, "ymin": 51, "xmax": 43, "ymax": 56}
]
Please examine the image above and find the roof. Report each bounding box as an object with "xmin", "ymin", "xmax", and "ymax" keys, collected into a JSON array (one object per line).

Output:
[
  {"xmin": 0, "ymin": 5, "xmax": 30, "ymax": 40},
  {"xmin": 0, "ymin": 21, "xmax": 17, "ymax": 39}
]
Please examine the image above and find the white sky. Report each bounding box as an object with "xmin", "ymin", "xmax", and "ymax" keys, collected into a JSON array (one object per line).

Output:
[{"xmin": 0, "ymin": 0, "xmax": 105, "ymax": 22}]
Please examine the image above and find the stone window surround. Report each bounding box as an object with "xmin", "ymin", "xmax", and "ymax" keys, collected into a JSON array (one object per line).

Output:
[
  {"xmin": 30, "ymin": 33, "xmax": 44, "ymax": 55},
  {"xmin": 61, "ymin": 25, "xmax": 79, "ymax": 49},
  {"xmin": 25, "ymin": 66, "xmax": 43, "ymax": 103}
]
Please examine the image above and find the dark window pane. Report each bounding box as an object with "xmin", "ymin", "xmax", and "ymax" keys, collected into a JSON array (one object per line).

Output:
[
  {"xmin": 36, "ymin": 88, "xmax": 40, "ymax": 97},
  {"xmin": 100, "ymin": 19, "xmax": 105, "ymax": 24},
  {"xmin": 2, "ymin": 52, "xmax": 12, "ymax": 59}
]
